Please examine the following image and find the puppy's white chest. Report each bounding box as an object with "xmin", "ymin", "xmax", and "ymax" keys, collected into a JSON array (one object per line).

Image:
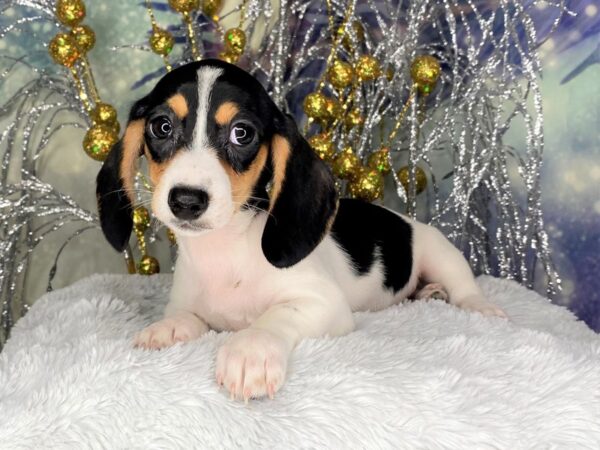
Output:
[{"xmin": 176, "ymin": 223, "xmax": 276, "ymax": 331}]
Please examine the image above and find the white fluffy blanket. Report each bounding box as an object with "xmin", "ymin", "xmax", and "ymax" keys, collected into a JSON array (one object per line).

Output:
[{"xmin": 1, "ymin": 274, "xmax": 599, "ymax": 448}]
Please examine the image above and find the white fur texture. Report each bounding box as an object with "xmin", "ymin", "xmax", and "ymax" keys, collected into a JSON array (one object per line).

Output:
[{"xmin": 1, "ymin": 274, "xmax": 599, "ymax": 448}]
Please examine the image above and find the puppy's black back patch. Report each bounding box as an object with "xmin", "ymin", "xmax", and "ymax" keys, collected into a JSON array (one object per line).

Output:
[{"xmin": 330, "ymin": 199, "xmax": 413, "ymax": 293}]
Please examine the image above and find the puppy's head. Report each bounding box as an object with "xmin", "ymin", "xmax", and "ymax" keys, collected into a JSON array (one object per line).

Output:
[{"xmin": 96, "ymin": 59, "xmax": 337, "ymax": 268}]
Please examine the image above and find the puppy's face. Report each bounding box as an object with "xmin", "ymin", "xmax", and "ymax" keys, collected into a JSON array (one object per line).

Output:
[{"xmin": 97, "ymin": 60, "xmax": 337, "ymax": 268}]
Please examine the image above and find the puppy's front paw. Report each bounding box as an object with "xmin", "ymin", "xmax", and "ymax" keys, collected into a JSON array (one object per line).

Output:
[
  {"xmin": 454, "ymin": 295, "xmax": 508, "ymax": 318},
  {"xmin": 216, "ymin": 328, "xmax": 289, "ymax": 402},
  {"xmin": 134, "ymin": 313, "xmax": 208, "ymax": 350}
]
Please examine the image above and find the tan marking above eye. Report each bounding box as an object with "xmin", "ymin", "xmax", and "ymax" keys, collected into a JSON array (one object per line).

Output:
[
  {"xmin": 120, "ymin": 119, "xmax": 145, "ymax": 204},
  {"xmin": 215, "ymin": 101, "xmax": 240, "ymax": 126},
  {"xmin": 269, "ymin": 135, "xmax": 292, "ymax": 209},
  {"xmin": 167, "ymin": 93, "xmax": 189, "ymax": 119},
  {"xmin": 221, "ymin": 145, "xmax": 268, "ymax": 208}
]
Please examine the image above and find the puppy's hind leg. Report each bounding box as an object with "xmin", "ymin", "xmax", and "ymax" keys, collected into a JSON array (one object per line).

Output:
[{"xmin": 414, "ymin": 223, "xmax": 507, "ymax": 318}]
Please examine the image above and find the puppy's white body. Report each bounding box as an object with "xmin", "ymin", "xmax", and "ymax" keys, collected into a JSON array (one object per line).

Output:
[{"xmin": 171, "ymin": 211, "xmax": 395, "ymax": 333}]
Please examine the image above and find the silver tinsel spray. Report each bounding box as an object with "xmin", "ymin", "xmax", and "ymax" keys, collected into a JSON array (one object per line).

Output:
[{"xmin": 0, "ymin": 0, "xmax": 564, "ymax": 348}]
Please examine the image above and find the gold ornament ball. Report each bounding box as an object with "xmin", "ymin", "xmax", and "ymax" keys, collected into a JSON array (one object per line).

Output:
[
  {"xmin": 410, "ymin": 55, "xmax": 441, "ymax": 95},
  {"xmin": 397, "ymin": 165, "xmax": 428, "ymax": 195},
  {"xmin": 166, "ymin": 228, "xmax": 177, "ymax": 245},
  {"xmin": 48, "ymin": 32, "xmax": 81, "ymax": 68},
  {"xmin": 168, "ymin": 0, "xmax": 199, "ymax": 14},
  {"xmin": 303, "ymin": 92, "xmax": 328, "ymax": 120},
  {"xmin": 91, "ymin": 102, "xmax": 117, "ymax": 125},
  {"xmin": 344, "ymin": 107, "xmax": 364, "ymax": 130},
  {"xmin": 327, "ymin": 60, "xmax": 354, "ymax": 90},
  {"xmin": 348, "ymin": 168, "xmax": 384, "ymax": 202},
  {"xmin": 202, "ymin": 0, "xmax": 222, "ymax": 19},
  {"xmin": 138, "ymin": 255, "xmax": 160, "ymax": 275},
  {"xmin": 218, "ymin": 51, "xmax": 239, "ymax": 64},
  {"xmin": 355, "ymin": 55, "xmax": 381, "ymax": 82},
  {"xmin": 308, "ymin": 133, "xmax": 335, "ymax": 162},
  {"xmin": 322, "ymin": 96, "xmax": 341, "ymax": 125},
  {"xmin": 70, "ymin": 24, "xmax": 95, "ymax": 53},
  {"xmin": 332, "ymin": 147, "xmax": 361, "ymax": 180},
  {"xmin": 132, "ymin": 206, "xmax": 151, "ymax": 233},
  {"xmin": 367, "ymin": 147, "xmax": 391, "ymax": 174},
  {"xmin": 224, "ymin": 28, "xmax": 246, "ymax": 56},
  {"xmin": 150, "ymin": 27, "xmax": 175, "ymax": 57},
  {"xmin": 55, "ymin": 0, "xmax": 86, "ymax": 27},
  {"xmin": 83, "ymin": 124, "xmax": 118, "ymax": 161}
]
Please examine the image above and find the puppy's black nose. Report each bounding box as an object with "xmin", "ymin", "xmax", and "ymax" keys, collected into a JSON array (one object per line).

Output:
[{"xmin": 168, "ymin": 186, "xmax": 209, "ymax": 220}]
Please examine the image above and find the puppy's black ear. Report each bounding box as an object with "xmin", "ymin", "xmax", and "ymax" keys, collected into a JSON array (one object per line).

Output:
[
  {"xmin": 262, "ymin": 115, "xmax": 338, "ymax": 268},
  {"xmin": 96, "ymin": 118, "xmax": 146, "ymax": 252}
]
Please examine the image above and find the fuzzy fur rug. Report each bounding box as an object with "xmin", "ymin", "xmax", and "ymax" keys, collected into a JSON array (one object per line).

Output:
[{"xmin": 0, "ymin": 274, "xmax": 599, "ymax": 449}]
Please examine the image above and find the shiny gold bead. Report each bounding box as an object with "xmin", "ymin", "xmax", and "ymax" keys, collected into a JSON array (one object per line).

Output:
[
  {"xmin": 327, "ymin": 60, "xmax": 354, "ymax": 90},
  {"xmin": 168, "ymin": 0, "xmax": 199, "ymax": 14},
  {"xmin": 332, "ymin": 147, "xmax": 360, "ymax": 180},
  {"xmin": 132, "ymin": 206, "xmax": 151, "ymax": 233},
  {"xmin": 70, "ymin": 24, "xmax": 95, "ymax": 53},
  {"xmin": 410, "ymin": 55, "xmax": 441, "ymax": 95},
  {"xmin": 348, "ymin": 168, "xmax": 384, "ymax": 202},
  {"xmin": 355, "ymin": 55, "xmax": 381, "ymax": 82},
  {"xmin": 83, "ymin": 124, "xmax": 118, "ymax": 161},
  {"xmin": 397, "ymin": 165, "xmax": 427, "ymax": 195},
  {"xmin": 202, "ymin": 0, "xmax": 222, "ymax": 19},
  {"xmin": 224, "ymin": 28, "xmax": 246, "ymax": 56},
  {"xmin": 308, "ymin": 133, "xmax": 335, "ymax": 162},
  {"xmin": 367, "ymin": 147, "xmax": 391, "ymax": 175},
  {"xmin": 55, "ymin": 0, "xmax": 86, "ymax": 27},
  {"xmin": 91, "ymin": 102, "xmax": 117, "ymax": 125},
  {"xmin": 303, "ymin": 92, "xmax": 328, "ymax": 120},
  {"xmin": 344, "ymin": 107, "xmax": 364, "ymax": 131},
  {"xmin": 218, "ymin": 51, "xmax": 239, "ymax": 64},
  {"xmin": 138, "ymin": 255, "xmax": 160, "ymax": 275},
  {"xmin": 150, "ymin": 27, "xmax": 175, "ymax": 57},
  {"xmin": 48, "ymin": 32, "xmax": 81, "ymax": 68},
  {"xmin": 322, "ymin": 96, "xmax": 341, "ymax": 126},
  {"xmin": 166, "ymin": 228, "xmax": 177, "ymax": 245}
]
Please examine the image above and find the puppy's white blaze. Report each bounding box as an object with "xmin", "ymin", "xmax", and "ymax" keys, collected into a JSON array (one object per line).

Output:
[
  {"xmin": 152, "ymin": 66, "xmax": 233, "ymax": 233},
  {"xmin": 192, "ymin": 66, "xmax": 223, "ymax": 150}
]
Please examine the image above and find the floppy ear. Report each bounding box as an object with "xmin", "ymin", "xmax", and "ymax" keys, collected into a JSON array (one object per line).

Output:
[
  {"xmin": 96, "ymin": 119, "xmax": 145, "ymax": 252},
  {"xmin": 262, "ymin": 115, "xmax": 338, "ymax": 268}
]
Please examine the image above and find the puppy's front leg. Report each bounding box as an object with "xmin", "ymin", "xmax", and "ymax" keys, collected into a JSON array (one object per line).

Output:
[
  {"xmin": 216, "ymin": 285, "xmax": 354, "ymax": 402},
  {"xmin": 134, "ymin": 257, "xmax": 209, "ymax": 350}
]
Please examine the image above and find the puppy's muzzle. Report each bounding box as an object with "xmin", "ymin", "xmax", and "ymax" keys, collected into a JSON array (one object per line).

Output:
[{"xmin": 168, "ymin": 186, "xmax": 209, "ymax": 221}]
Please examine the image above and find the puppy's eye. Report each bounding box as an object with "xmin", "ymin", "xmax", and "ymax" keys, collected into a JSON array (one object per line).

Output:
[
  {"xmin": 229, "ymin": 123, "xmax": 255, "ymax": 146},
  {"xmin": 149, "ymin": 116, "xmax": 173, "ymax": 139}
]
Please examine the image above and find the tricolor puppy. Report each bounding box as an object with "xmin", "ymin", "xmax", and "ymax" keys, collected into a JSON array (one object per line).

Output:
[{"xmin": 96, "ymin": 59, "xmax": 506, "ymax": 402}]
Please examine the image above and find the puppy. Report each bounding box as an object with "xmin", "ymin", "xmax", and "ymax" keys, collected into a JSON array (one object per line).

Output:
[{"xmin": 96, "ymin": 59, "xmax": 506, "ymax": 402}]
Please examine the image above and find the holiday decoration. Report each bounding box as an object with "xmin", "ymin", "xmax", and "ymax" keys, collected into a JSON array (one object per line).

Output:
[
  {"xmin": 348, "ymin": 168, "xmax": 384, "ymax": 202},
  {"xmin": 48, "ymin": 32, "xmax": 81, "ymax": 68},
  {"xmin": 0, "ymin": 0, "xmax": 567, "ymax": 348},
  {"xmin": 83, "ymin": 125, "xmax": 118, "ymax": 161},
  {"xmin": 355, "ymin": 55, "xmax": 381, "ymax": 82},
  {"xmin": 55, "ymin": 0, "xmax": 86, "ymax": 27}
]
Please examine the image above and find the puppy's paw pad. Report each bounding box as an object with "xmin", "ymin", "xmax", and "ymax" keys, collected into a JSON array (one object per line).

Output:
[
  {"xmin": 415, "ymin": 283, "xmax": 449, "ymax": 301},
  {"xmin": 133, "ymin": 314, "xmax": 207, "ymax": 350},
  {"xmin": 216, "ymin": 328, "xmax": 289, "ymax": 402}
]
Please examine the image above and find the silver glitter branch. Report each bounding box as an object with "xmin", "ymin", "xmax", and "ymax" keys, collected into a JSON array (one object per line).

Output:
[{"xmin": 0, "ymin": 61, "xmax": 99, "ymax": 348}]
